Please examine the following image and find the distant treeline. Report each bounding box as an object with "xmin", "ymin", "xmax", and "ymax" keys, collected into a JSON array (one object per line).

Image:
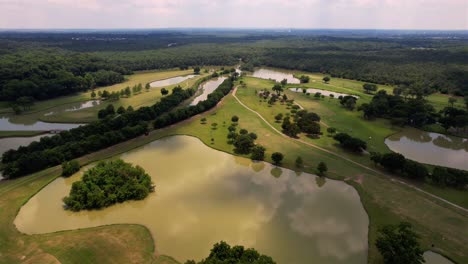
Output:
[
  {"xmin": 1, "ymin": 74, "xmax": 234, "ymax": 179},
  {"xmin": 0, "ymin": 47, "xmax": 129, "ymax": 101}
]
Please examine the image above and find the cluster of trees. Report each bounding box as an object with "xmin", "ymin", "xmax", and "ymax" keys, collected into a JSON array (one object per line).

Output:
[
  {"xmin": 226, "ymin": 122, "xmax": 259, "ymax": 155},
  {"xmin": 1, "ymin": 83, "xmax": 199, "ymax": 178},
  {"xmin": 153, "ymin": 77, "xmax": 234, "ymax": 128},
  {"xmin": 0, "ymin": 47, "xmax": 128, "ymax": 101},
  {"xmin": 363, "ymin": 83, "xmax": 378, "ymax": 94},
  {"xmin": 370, "ymin": 152, "xmax": 468, "ymax": 188},
  {"xmin": 376, "ymin": 222, "xmax": 424, "ymax": 264},
  {"xmin": 298, "ymin": 75, "xmax": 310, "ymax": 83},
  {"xmin": 185, "ymin": 241, "xmax": 275, "ymax": 264},
  {"xmin": 333, "ymin": 133, "xmax": 367, "ymax": 153},
  {"xmin": 439, "ymin": 107, "xmax": 468, "ymax": 134},
  {"xmin": 63, "ymin": 159, "xmax": 153, "ymax": 211},
  {"xmin": 281, "ymin": 110, "xmax": 321, "ymax": 137},
  {"xmin": 359, "ymin": 90, "xmax": 437, "ymax": 127}
]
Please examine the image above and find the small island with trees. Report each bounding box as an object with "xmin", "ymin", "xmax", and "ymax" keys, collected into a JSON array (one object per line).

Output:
[{"xmin": 63, "ymin": 159, "xmax": 154, "ymax": 211}]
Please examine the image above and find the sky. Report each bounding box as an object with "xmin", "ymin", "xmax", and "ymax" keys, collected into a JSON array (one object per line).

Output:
[{"xmin": 0, "ymin": 0, "xmax": 466, "ymax": 30}]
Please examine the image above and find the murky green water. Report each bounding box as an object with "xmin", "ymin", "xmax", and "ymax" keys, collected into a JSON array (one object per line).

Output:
[
  {"xmin": 15, "ymin": 136, "xmax": 368, "ymax": 264},
  {"xmin": 190, "ymin": 77, "xmax": 227, "ymax": 105},
  {"xmin": 150, "ymin": 75, "xmax": 196, "ymax": 87},
  {"xmin": 252, "ymin": 68, "xmax": 300, "ymax": 84},
  {"xmin": 424, "ymin": 251, "xmax": 454, "ymax": 264},
  {"xmin": 385, "ymin": 128, "xmax": 468, "ymax": 170}
]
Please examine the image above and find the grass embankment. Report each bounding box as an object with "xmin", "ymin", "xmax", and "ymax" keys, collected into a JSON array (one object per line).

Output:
[
  {"xmin": 0, "ymin": 131, "xmax": 45, "ymax": 138},
  {"xmin": 0, "ymin": 72, "xmax": 466, "ymax": 264}
]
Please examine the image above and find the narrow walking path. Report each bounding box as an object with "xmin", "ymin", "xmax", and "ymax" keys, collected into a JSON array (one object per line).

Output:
[{"xmin": 231, "ymin": 87, "xmax": 468, "ymax": 214}]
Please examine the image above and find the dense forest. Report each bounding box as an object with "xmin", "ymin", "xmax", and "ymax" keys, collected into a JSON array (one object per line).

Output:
[{"xmin": 0, "ymin": 30, "xmax": 467, "ymax": 103}]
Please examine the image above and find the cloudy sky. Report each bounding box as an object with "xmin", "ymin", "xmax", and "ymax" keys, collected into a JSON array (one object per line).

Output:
[{"xmin": 0, "ymin": 0, "xmax": 466, "ymax": 30}]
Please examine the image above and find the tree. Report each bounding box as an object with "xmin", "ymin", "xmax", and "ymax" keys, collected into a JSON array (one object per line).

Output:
[
  {"xmin": 376, "ymin": 222, "xmax": 424, "ymax": 264},
  {"xmin": 233, "ymin": 134, "xmax": 254, "ymax": 154},
  {"xmin": 200, "ymin": 117, "xmax": 207, "ymax": 124},
  {"xmin": 16, "ymin": 96, "xmax": 34, "ymax": 110},
  {"xmin": 124, "ymin": 86, "xmax": 131, "ymax": 97},
  {"xmin": 194, "ymin": 66, "xmax": 201, "ymax": 74},
  {"xmin": 323, "ymin": 76, "xmax": 330, "ymax": 83},
  {"xmin": 295, "ymin": 156, "xmax": 303, "ymax": 168},
  {"xmin": 327, "ymin": 127, "xmax": 336, "ymax": 134},
  {"xmin": 126, "ymin": 105, "xmax": 134, "ymax": 112},
  {"xmin": 280, "ymin": 78, "xmax": 287, "ymax": 86},
  {"xmin": 231, "ymin": 115, "xmax": 239, "ymax": 122},
  {"xmin": 145, "ymin": 83, "xmax": 150, "ymax": 92},
  {"xmin": 299, "ymin": 75, "xmax": 310, "ymax": 83},
  {"xmin": 339, "ymin": 96, "xmax": 357, "ymax": 111},
  {"xmin": 91, "ymin": 90, "xmax": 96, "ymax": 99},
  {"xmin": 61, "ymin": 160, "xmax": 80, "ymax": 177},
  {"xmin": 251, "ymin": 145, "xmax": 266, "ymax": 161},
  {"xmin": 275, "ymin": 113, "xmax": 283, "ymax": 123},
  {"xmin": 189, "ymin": 241, "xmax": 275, "ymax": 264},
  {"xmin": 161, "ymin": 88, "xmax": 169, "ymax": 96},
  {"xmin": 464, "ymin": 96, "xmax": 468, "ymax": 110},
  {"xmin": 271, "ymin": 152, "xmax": 284, "ymax": 165},
  {"xmin": 317, "ymin": 161, "xmax": 327, "ymax": 176},
  {"xmin": 272, "ymin": 84, "xmax": 283, "ymax": 95},
  {"xmin": 448, "ymin": 97, "xmax": 457, "ymax": 107},
  {"xmin": 117, "ymin": 106, "xmax": 126, "ymax": 114},
  {"xmin": 363, "ymin": 83, "xmax": 378, "ymax": 94},
  {"xmin": 211, "ymin": 123, "xmax": 218, "ymax": 130},
  {"xmin": 380, "ymin": 153, "xmax": 406, "ymax": 172}
]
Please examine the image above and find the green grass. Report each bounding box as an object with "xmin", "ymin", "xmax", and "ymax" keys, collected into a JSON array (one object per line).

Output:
[{"xmin": 0, "ymin": 71, "xmax": 466, "ymax": 264}]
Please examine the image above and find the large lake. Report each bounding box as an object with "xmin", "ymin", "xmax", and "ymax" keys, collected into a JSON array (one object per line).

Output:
[
  {"xmin": 150, "ymin": 75, "xmax": 196, "ymax": 88},
  {"xmin": 15, "ymin": 136, "xmax": 368, "ymax": 264},
  {"xmin": 190, "ymin": 77, "xmax": 227, "ymax": 105},
  {"xmin": 252, "ymin": 68, "xmax": 300, "ymax": 84},
  {"xmin": 385, "ymin": 128, "xmax": 468, "ymax": 170}
]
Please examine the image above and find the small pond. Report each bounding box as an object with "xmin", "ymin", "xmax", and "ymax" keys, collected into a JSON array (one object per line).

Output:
[
  {"xmin": 15, "ymin": 136, "xmax": 368, "ymax": 264},
  {"xmin": 190, "ymin": 77, "xmax": 227, "ymax": 106},
  {"xmin": 423, "ymin": 251, "xmax": 454, "ymax": 264},
  {"xmin": 0, "ymin": 116, "xmax": 82, "ymax": 131},
  {"xmin": 290, "ymin": 88, "xmax": 359, "ymax": 98},
  {"xmin": 44, "ymin": 100, "xmax": 101, "ymax": 116},
  {"xmin": 385, "ymin": 128, "xmax": 468, "ymax": 171},
  {"xmin": 252, "ymin": 68, "xmax": 300, "ymax": 84},
  {"xmin": 150, "ymin": 75, "xmax": 197, "ymax": 88},
  {"xmin": 0, "ymin": 133, "xmax": 52, "ymax": 156}
]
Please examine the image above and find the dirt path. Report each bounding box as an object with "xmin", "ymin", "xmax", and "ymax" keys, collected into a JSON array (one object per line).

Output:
[{"xmin": 232, "ymin": 87, "xmax": 468, "ymax": 214}]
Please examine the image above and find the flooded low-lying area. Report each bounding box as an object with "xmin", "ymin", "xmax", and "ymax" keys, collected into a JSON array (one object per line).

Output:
[
  {"xmin": 0, "ymin": 116, "xmax": 82, "ymax": 131},
  {"xmin": 44, "ymin": 100, "xmax": 100, "ymax": 116},
  {"xmin": 290, "ymin": 88, "xmax": 359, "ymax": 98},
  {"xmin": 0, "ymin": 133, "xmax": 52, "ymax": 156},
  {"xmin": 424, "ymin": 251, "xmax": 454, "ymax": 264},
  {"xmin": 15, "ymin": 136, "xmax": 368, "ymax": 264},
  {"xmin": 150, "ymin": 75, "xmax": 196, "ymax": 88},
  {"xmin": 190, "ymin": 77, "xmax": 227, "ymax": 105},
  {"xmin": 385, "ymin": 128, "xmax": 468, "ymax": 170},
  {"xmin": 252, "ymin": 68, "xmax": 300, "ymax": 84}
]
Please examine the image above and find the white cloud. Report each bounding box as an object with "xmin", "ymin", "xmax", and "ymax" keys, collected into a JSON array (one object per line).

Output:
[{"xmin": 0, "ymin": 0, "xmax": 466, "ymax": 29}]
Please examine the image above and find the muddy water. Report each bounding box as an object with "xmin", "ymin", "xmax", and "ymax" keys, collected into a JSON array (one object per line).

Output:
[
  {"xmin": 290, "ymin": 88, "xmax": 359, "ymax": 98},
  {"xmin": 0, "ymin": 116, "xmax": 82, "ymax": 131},
  {"xmin": 15, "ymin": 136, "xmax": 368, "ymax": 264},
  {"xmin": 252, "ymin": 68, "xmax": 300, "ymax": 84},
  {"xmin": 150, "ymin": 75, "xmax": 196, "ymax": 88},
  {"xmin": 190, "ymin": 77, "xmax": 227, "ymax": 106},
  {"xmin": 385, "ymin": 128, "xmax": 468, "ymax": 170}
]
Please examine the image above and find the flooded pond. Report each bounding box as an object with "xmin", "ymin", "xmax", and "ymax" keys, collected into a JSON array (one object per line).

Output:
[
  {"xmin": 44, "ymin": 100, "xmax": 100, "ymax": 116},
  {"xmin": 385, "ymin": 128, "xmax": 468, "ymax": 170},
  {"xmin": 0, "ymin": 133, "xmax": 52, "ymax": 156},
  {"xmin": 290, "ymin": 88, "xmax": 359, "ymax": 98},
  {"xmin": 252, "ymin": 68, "xmax": 300, "ymax": 84},
  {"xmin": 150, "ymin": 75, "xmax": 196, "ymax": 88},
  {"xmin": 190, "ymin": 77, "xmax": 227, "ymax": 106},
  {"xmin": 15, "ymin": 136, "xmax": 368, "ymax": 264},
  {"xmin": 424, "ymin": 251, "xmax": 454, "ymax": 264},
  {"xmin": 0, "ymin": 116, "xmax": 82, "ymax": 131}
]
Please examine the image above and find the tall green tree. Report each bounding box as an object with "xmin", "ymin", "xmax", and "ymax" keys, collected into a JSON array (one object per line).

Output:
[{"xmin": 376, "ymin": 222, "xmax": 424, "ymax": 264}]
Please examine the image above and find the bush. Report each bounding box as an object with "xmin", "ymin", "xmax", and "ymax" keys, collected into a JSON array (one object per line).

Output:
[
  {"xmin": 61, "ymin": 160, "xmax": 80, "ymax": 177},
  {"xmin": 333, "ymin": 133, "xmax": 367, "ymax": 152}
]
